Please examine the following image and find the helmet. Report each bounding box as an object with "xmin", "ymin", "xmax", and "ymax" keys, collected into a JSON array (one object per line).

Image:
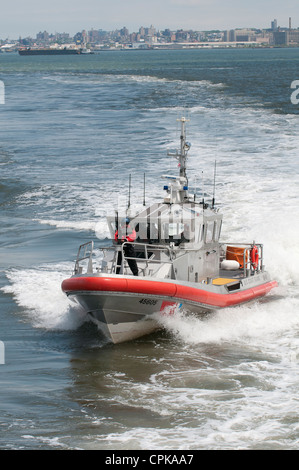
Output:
[{"xmin": 120, "ymin": 217, "xmax": 130, "ymax": 226}]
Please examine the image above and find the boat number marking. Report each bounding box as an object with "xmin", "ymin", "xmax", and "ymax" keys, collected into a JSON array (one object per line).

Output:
[{"xmin": 139, "ymin": 298, "xmax": 158, "ymax": 305}]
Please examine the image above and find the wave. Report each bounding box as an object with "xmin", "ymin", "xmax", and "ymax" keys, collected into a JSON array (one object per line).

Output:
[
  {"xmin": 42, "ymin": 72, "xmax": 226, "ymax": 89},
  {"xmin": 35, "ymin": 218, "xmax": 97, "ymax": 232},
  {"xmin": 1, "ymin": 264, "xmax": 86, "ymax": 331}
]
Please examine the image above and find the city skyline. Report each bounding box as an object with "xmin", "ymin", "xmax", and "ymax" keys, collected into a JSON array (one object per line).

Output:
[{"xmin": 0, "ymin": 0, "xmax": 298, "ymax": 38}]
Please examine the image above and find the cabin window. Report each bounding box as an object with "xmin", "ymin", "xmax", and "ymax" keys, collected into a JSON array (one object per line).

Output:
[
  {"xmin": 162, "ymin": 222, "xmax": 183, "ymax": 239},
  {"xmin": 162, "ymin": 222, "xmax": 190, "ymax": 243},
  {"xmin": 214, "ymin": 220, "xmax": 222, "ymax": 241},
  {"xmin": 205, "ymin": 221, "xmax": 214, "ymax": 243}
]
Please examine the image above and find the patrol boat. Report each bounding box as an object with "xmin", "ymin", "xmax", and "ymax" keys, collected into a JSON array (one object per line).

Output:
[{"xmin": 61, "ymin": 118, "xmax": 278, "ymax": 344}]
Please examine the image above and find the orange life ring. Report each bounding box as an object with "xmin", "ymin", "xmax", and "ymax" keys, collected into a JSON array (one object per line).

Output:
[{"xmin": 250, "ymin": 245, "xmax": 259, "ymax": 270}]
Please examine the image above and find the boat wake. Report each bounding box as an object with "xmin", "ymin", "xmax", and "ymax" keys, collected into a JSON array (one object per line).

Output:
[{"xmin": 157, "ymin": 291, "xmax": 299, "ymax": 348}]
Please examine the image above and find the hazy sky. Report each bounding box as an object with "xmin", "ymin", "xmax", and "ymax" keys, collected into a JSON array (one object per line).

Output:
[{"xmin": 1, "ymin": 0, "xmax": 298, "ymax": 38}]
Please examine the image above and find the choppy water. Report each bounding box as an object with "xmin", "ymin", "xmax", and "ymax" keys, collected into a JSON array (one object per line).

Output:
[{"xmin": 0, "ymin": 48, "xmax": 299, "ymax": 450}]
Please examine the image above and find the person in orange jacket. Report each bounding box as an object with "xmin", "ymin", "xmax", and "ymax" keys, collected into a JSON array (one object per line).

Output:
[{"xmin": 115, "ymin": 218, "xmax": 138, "ymax": 276}]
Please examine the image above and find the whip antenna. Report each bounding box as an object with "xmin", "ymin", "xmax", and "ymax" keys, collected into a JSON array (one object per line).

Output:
[
  {"xmin": 127, "ymin": 174, "xmax": 131, "ymax": 210},
  {"xmin": 202, "ymin": 171, "xmax": 204, "ymax": 208},
  {"xmin": 212, "ymin": 160, "xmax": 217, "ymax": 209}
]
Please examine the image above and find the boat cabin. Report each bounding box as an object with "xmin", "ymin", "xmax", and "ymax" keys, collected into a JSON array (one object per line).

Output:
[{"xmin": 106, "ymin": 200, "xmax": 222, "ymax": 282}]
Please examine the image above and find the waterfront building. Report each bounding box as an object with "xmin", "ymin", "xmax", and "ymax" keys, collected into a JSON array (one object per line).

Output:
[{"xmin": 273, "ymin": 29, "xmax": 299, "ymax": 46}]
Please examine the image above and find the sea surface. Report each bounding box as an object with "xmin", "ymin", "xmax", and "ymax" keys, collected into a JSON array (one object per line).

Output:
[{"xmin": 0, "ymin": 48, "xmax": 299, "ymax": 450}]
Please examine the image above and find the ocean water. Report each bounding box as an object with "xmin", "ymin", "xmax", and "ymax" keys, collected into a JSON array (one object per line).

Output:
[{"xmin": 0, "ymin": 48, "xmax": 299, "ymax": 450}]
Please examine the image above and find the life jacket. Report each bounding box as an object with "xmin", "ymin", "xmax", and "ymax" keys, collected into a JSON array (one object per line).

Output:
[{"xmin": 114, "ymin": 224, "xmax": 136, "ymax": 243}]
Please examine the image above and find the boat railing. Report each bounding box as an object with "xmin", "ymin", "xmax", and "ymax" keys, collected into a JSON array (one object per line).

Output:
[
  {"xmin": 122, "ymin": 242, "xmax": 174, "ymax": 276},
  {"xmin": 96, "ymin": 242, "xmax": 175, "ymax": 277},
  {"xmin": 220, "ymin": 242, "xmax": 264, "ymax": 277},
  {"xmin": 74, "ymin": 241, "xmax": 94, "ymax": 274},
  {"xmin": 73, "ymin": 240, "xmax": 264, "ymax": 278}
]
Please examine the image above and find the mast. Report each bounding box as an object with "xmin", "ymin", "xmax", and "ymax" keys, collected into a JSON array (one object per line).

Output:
[
  {"xmin": 164, "ymin": 117, "xmax": 191, "ymax": 203},
  {"xmin": 178, "ymin": 117, "xmax": 190, "ymax": 180},
  {"xmin": 167, "ymin": 117, "xmax": 190, "ymax": 179}
]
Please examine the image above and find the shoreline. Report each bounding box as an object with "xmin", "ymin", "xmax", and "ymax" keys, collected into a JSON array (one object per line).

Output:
[{"xmin": 1, "ymin": 44, "xmax": 299, "ymax": 54}]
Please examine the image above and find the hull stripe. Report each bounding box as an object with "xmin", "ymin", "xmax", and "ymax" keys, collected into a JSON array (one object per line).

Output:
[{"xmin": 61, "ymin": 276, "xmax": 278, "ymax": 308}]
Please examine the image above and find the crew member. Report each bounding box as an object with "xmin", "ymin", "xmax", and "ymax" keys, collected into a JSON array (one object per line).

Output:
[{"xmin": 114, "ymin": 218, "xmax": 138, "ymax": 276}]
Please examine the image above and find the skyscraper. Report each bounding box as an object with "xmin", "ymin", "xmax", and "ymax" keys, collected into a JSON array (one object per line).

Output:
[{"xmin": 271, "ymin": 19, "xmax": 278, "ymax": 31}]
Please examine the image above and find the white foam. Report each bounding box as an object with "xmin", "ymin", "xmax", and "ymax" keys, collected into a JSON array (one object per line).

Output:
[
  {"xmin": 158, "ymin": 295, "xmax": 299, "ymax": 349},
  {"xmin": 42, "ymin": 72, "xmax": 226, "ymax": 90},
  {"xmin": 2, "ymin": 264, "xmax": 87, "ymax": 330},
  {"xmin": 35, "ymin": 218, "xmax": 97, "ymax": 232}
]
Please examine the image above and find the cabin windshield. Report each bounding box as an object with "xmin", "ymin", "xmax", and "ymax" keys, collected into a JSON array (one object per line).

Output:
[
  {"xmin": 107, "ymin": 206, "xmax": 222, "ymax": 246},
  {"xmin": 161, "ymin": 222, "xmax": 190, "ymax": 243}
]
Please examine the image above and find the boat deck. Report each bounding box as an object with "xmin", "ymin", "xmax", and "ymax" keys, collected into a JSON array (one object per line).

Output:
[{"xmin": 212, "ymin": 277, "xmax": 238, "ymax": 285}]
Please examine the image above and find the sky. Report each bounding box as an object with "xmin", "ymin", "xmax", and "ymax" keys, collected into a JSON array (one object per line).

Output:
[{"xmin": 1, "ymin": 0, "xmax": 298, "ymax": 39}]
